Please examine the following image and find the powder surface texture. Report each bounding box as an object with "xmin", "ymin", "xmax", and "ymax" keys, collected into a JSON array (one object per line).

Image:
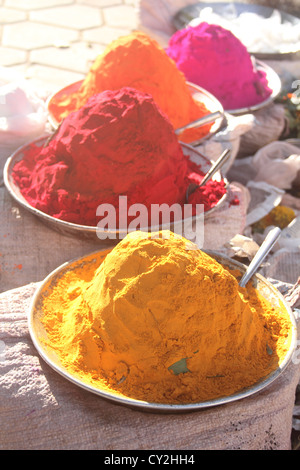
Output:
[
  {"xmin": 166, "ymin": 22, "xmax": 272, "ymax": 110},
  {"xmin": 13, "ymin": 87, "xmax": 225, "ymax": 226},
  {"xmin": 40, "ymin": 230, "xmax": 294, "ymax": 404},
  {"xmin": 48, "ymin": 31, "xmax": 214, "ymax": 143}
]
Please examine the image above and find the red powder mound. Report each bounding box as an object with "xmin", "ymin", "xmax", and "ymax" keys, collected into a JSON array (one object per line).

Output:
[
  {"xmin": 188, "ymin": 176, "xmax": 227, "ymax": 212},
  {"xmin": 13, "ymin": 87, "xmax": 226, "ymax": 227}
]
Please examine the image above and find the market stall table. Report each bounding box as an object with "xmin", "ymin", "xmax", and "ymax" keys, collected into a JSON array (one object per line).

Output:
[
  {"xmin": 0, "ymin": 280, "xmax": 299, "ymax": 450},
  {"xmin": 1, "ymin": 0, "xmax": 300, "ymax": 450}
]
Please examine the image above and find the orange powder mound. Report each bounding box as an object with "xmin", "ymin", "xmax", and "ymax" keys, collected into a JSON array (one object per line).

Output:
[{"xmin": 48, "ymin": 31, "xmax": 214, "ymax": 143}]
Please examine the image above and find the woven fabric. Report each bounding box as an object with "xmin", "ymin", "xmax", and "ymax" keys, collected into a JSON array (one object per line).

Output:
[{"xmin": 0, "ymin": 282, "xmax": 299, "ymax": 450}]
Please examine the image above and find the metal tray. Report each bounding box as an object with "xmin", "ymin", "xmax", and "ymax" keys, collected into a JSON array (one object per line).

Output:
[
  {"xmin": 3, "ymin": 137, "xmax": 228, "ymax": 242},
  {"xmin": 28, "ymin": 248, "xmax": 297, "ymax": 413},
  {"xmin": 46, "ymin": 80, "xmax": 225, "ymax": 143},
  {"xmin": 173, "ymin": 2, "xmax": 300, "ymax": 60}
]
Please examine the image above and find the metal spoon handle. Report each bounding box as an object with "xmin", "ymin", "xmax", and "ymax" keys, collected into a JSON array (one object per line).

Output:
[
  {"xmin": 175, "ymin": 111, "xmax": 223, "ymax": 135},
  {"xmin": 199, "ymin": 148, "xmax": 231, "ymax": 187},
  {"xmin": 239, "ymin": 226, "xmax": 282, "ymax": 288}
]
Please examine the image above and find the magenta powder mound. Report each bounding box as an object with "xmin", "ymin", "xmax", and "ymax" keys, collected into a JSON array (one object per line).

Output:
[{"xmin": 166, "ymin": 22, "xmax": 272, "ymax": 110}]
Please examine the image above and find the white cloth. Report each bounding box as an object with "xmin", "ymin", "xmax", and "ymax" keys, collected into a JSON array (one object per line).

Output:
[
  {"xmin": 252, "ymin": 141, "xmax": 300, "ymax": 190},
  {"xmin": 195, "ymin": 113, "xmax": 254, "ymax": 173},
  {"xmin": 0, "ymin": 67, "xmax": 48, "ymax": 148}
]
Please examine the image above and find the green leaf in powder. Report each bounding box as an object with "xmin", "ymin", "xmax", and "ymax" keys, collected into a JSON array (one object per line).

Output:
[
  {"xmin": 206, "ymin": 374, "xmax": 225, "ymax": 379},
  {"xmin": 168, "ymin": 357, "xmax": 190, "ymax": 375}
]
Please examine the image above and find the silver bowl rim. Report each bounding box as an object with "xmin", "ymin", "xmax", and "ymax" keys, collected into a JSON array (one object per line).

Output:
[
  {"xmin": 225, "ymin": 59, "xmax": 282, "ymax": 115},
  {"xmin": 28, "ymin": 247, "xmax": 298, "ymax": 414}
]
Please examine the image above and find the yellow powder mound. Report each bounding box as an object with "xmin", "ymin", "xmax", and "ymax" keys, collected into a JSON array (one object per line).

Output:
[
  {"xmin": 41, "ymin": 231, "xmax": 294, "ymax": 404},
  {"xmin": 48, "ymin": 31, "xmax": 213, "ymax": 143}
]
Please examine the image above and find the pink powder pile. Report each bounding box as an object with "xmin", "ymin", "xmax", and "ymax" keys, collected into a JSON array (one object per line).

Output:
[{"xmin": 166, "ymin": 22, "xmax": 272, "ymax": 110}]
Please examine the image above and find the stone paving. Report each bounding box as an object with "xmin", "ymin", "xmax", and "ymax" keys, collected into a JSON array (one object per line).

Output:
[{"xmin": 0, "ymin": 0, "xmax": 139, "ymax": 93}]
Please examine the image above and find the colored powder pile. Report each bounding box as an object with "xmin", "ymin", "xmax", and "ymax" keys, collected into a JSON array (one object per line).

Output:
[
  {"xmin": 166, "ymin": 22, "xmax": 272, "ymax": 110},
  {"xmin": 48, "ymin": 31, "xmax": 215, "ymax": 143},
  {"xmin": 13, "ymin": 87, "xmax": 226, "ymax": 227},
  {"xmin": 252, "ymin": 205, "xmax": 295, "ymax": 233},
  {"xmin": 40, "ymin": 231, "xmax": 294, "ymax": 404}
]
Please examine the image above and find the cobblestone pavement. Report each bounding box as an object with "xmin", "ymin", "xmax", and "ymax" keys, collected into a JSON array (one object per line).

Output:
[{"xmin": 0, "ymin": 0, "xmax": 139, "ymax": 93}]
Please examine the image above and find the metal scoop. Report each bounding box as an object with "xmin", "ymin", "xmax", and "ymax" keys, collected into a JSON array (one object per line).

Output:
[
  {"xmin": 175, "ymin": 111, "xmax": 223, "ymax": 136},
  {"xmin": 239, "ymin": 226, "xmax": 282, "ymax": 287},
  {"xmin": 185, "ymin": 148, "xmax": 231, "ymax": 202}
]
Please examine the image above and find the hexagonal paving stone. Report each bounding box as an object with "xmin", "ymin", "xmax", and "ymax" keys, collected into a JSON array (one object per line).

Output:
[
  {"xmin": 5, "ymin": 0, "xmax": 73, "ymax": 10},
  {"xmin": 0, "ymin": 7, "xmax": 26, "ymax": 23},
  {"xmin": 82, "ymin": 25, "xmax": 132, "ymax": 45},
  {"xmin": 102, "ymin": 4, "xmax": 138, "ymax": 29},
  {"xmin": 25, "ymin": 63, "xmax": 85, "ymax": 92},
  {"xmin": 0, "ymin": 46, "xmax": 27, "ymax": 66},
  {"xmin": 29, "ymin": 5, "xmax": 103, "ymax": 30},
  {"xmin": 77, "ymin": 0, "xmax": 123, "ymax": 6},
  {"xmin": 30, "ymin": 42, "xmax": 103, "ymax": 74},
  {"xmin": 2, "ymin": 21, "xmax": 78, "ymax": 50}
]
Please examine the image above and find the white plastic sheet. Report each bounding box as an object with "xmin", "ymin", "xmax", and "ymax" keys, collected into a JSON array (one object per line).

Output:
[{"xmin": 0, "ymin": 66, "xmax": 48, "ymax": 147}]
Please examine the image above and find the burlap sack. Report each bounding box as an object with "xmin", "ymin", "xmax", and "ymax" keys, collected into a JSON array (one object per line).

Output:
[{"xmin": 0, "ymin": 282, "xmax": 299, "ymax": 450}]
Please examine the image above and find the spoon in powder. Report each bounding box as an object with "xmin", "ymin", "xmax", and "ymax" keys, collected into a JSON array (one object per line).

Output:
[
  {"xmin": 185, "ymin": 148, "xmax": 231, "ymax": 202},
  {"xmin": 175, "ymin": 111, "xmax": 223, "ymax": 136},
  {"xmin": 239, "ymin": 226, "xmax": 282, "ymax": 288}
]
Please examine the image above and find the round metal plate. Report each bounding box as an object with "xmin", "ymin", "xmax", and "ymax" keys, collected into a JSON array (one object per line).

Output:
[
  {"xmin": 28, "ymin": 248, "xmax": 297, "ymax": 413},
  {"xmin": 3, "ymin": 137, "xmax": 228, "ymax": 241}
]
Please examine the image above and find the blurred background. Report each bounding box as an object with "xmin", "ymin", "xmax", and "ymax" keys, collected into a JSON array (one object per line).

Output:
[
  {"xmin": 0, "ymin": 0, "xmax": 139, "ymax": 93},
  {"xmin": 1, "ymin": 0, "xmax": 299, "ymax": 93}
]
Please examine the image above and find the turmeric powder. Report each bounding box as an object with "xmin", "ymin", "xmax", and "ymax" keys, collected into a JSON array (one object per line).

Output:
[
  {"xmin": 48, "ymin": 31, "xmax": 214, "ymax": 144},
  {"xmin": 40, "ymin": 231, "xmax": 294, "ymax": 404},
  {"xmin": 252, "ymin": 205, "xmax": 295, "ymax": 233}
]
